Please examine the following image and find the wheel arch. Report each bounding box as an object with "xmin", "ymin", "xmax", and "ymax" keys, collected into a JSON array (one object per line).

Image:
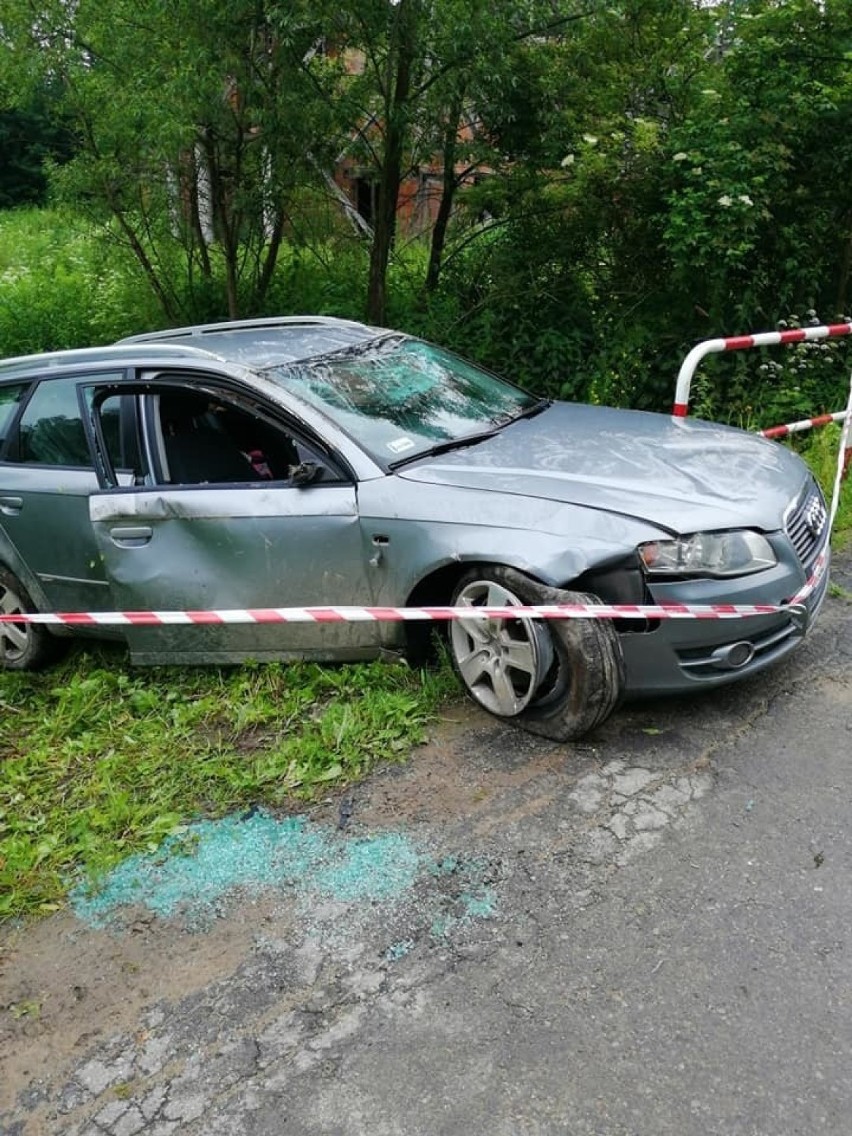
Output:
[
  {"xmin": 0, "ymin": 537, "xmax": 72, "ymax": 642},
  {"xmin": 403, "ymin": 558, "xmax": 558, "ymax": 664},
  {"xmin": 0, "ymin": 534, "xmax": 53, "ymax": 614}
]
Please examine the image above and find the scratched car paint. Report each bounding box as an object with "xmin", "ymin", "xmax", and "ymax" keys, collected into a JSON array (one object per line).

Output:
[{"xmin": 0, "ymin": 318, "xmax": 831, "ymax": 739}]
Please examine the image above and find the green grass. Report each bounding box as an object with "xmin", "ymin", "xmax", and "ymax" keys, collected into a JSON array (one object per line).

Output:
[
  {"xmin": 0, "ymin": 647, "xmax": 456, "ymax": 923},
  {"xmin": 802, "ymin": 424, "xmax": 852, "ymax": 547}
]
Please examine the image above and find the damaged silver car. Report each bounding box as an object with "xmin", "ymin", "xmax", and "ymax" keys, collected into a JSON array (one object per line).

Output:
[{"xmin": 0, "ymin": 317, "xmax": 830, "ymax": 739}]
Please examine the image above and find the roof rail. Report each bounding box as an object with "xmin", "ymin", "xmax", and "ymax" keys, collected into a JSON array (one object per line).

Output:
[
  {"xmin": 0, "ymin": 342, "xmax": 220, "ymax": 375},
  {"xmin": 117, "ymin": 315, "xmax": 371, "ymax": 344}
]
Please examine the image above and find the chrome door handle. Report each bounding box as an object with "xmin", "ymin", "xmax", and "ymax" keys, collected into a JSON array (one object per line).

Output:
[
  {"xmin": 109, "ymin": 525, "xmax": 153, "ymax": 547},
  {"xmin": 0, "ymin": 496, "xmax": 23, "ymax": 516}
]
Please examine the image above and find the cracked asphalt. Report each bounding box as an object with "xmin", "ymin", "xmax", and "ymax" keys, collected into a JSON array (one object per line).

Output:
[{"xmin": 2, "ymin": 553, "xmax": 851, "ymax": 1136}]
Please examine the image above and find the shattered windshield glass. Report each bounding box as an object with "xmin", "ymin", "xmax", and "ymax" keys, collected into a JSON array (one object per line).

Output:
[{"xmin": 264, "ymin": 336, "xmax": 537, "ymax": 465}]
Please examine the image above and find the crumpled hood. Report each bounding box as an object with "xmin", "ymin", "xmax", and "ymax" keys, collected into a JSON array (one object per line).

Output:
[{"xmin": 396, "ymin": 402, "xmax": 808, "ymax": 534}]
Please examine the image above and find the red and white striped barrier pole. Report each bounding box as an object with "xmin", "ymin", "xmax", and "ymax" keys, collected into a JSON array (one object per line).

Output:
[
  {"xmin": 759, "ymin": 410, "xmax": 850, "ymax": 441},
  {"xmin": 759, "ymin": 412, "xmax": 852, "ymax": 480},
  {"xmin": 675, "ymin": 324, "xmax": 852, "ymax": 488},
  {"xmin": 672, "ymin": 323, "xmax": 852, "ymax": 418},
  {"xmin": 758, "ymin": 413, "xmax": 852, "ymax": 479}
]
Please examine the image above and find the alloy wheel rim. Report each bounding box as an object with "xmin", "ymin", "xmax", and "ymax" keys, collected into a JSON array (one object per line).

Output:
[
  {"xmin": 0, "ymin": 583, "xmax": 30, "ymax": 663},
  {"xmin": 450, "ymin": 580, "xmax": 552, "ymax": 717}
]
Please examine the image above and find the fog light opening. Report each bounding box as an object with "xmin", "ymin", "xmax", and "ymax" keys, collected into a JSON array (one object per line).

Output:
[
  {"xmin": 710, "ymin": 641, "xmax": 756, "ymax": 670},
  {"xmin": 708, "ymin": 645, "xmax": 758, "ymax": 667}
]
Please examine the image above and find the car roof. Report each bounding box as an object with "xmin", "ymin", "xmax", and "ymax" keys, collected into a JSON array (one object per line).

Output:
[
  {"xmin": 118, "ymin": 316, "xmax": 381, "ymax": 367},
  {"xmin": 0, "ymin": 316, "xmax": 382, "ymax": 379},
  {"xmin": 0, "ymin": 342, "xmax": 224, "ymax": 379}
]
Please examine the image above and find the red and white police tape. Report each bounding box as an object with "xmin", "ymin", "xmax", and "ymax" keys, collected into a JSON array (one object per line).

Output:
[{"xmin": 0, "ymin": 550, "xmax": 829, "ymax": 629}]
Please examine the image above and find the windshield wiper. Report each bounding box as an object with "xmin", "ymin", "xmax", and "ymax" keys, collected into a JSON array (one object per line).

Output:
[
  {"xmin": 388, "ymin": 427, "xmax": 501, "ymax": 470},
  {"xmin": 388, "ymin": 400, "xmax": 553, "ymax": 471},
  {"xmin": 491, "ymin": 397, "xmax": 552, "ymax": 427}
]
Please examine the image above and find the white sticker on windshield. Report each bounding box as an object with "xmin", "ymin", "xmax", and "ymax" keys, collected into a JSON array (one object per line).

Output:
[{"xmin": 388, "ymin": 437, "xmax": 416, "ymax": 453}]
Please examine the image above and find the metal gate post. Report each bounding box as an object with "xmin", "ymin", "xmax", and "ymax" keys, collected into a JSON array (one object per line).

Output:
[{"xmin": 672, "ymin": 323, "xmax": 852, "ymax": 418}]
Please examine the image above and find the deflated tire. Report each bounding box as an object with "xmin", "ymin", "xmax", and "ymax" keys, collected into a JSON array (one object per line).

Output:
[{"xmin": 449, "ymin": 565, "xmax": 624, "ymax": 741}]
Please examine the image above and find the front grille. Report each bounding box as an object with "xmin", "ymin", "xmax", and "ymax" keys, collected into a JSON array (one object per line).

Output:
[{"xmin": 786, "ymin": 479, "xmax": 828, "ymax": 570}]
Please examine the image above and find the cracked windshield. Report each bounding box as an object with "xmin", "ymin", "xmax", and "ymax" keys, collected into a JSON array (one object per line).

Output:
[{"xmin": 267, "ymin": 336, "xmax": 537, "ymax": 465}]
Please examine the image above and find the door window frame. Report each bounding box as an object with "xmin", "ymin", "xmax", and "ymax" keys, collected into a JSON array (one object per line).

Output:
[
  {"xmin": 1, "ymin": 372, "xmax": 124, "ymax": 469},
  {"xmin": 81, "ymin": 371, "xmax": 356, "ymax": 492}
]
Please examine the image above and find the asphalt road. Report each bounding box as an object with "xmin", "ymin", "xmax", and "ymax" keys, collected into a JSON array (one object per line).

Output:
[{"xmin": 2, "ymin": 553, "xmax": 851, "ymax": 1136}]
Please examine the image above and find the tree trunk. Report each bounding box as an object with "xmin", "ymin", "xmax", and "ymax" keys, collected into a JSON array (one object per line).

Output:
[
  {"xmin": 257, "ymin": 207, "xmax": 286, "ymax": 305},
  {"xmin": 366, "ymin": 0, "xmax": 418, "ymax": 325},
  {"xmin": 187, "ymin": 148, "xmax": 212, "ymax": 280},
  {"xmin": 203, "ymin": 131, "xmax": 241, "ymax": 319},
  {"xmin": 425, "ymin": 86, "xmax": 465, "ymax": 295}
]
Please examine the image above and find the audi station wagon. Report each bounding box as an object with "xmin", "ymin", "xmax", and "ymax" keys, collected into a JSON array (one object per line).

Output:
[{"xmin": 0, "ymin": 317, "xmax": 830, "ymax": 739}]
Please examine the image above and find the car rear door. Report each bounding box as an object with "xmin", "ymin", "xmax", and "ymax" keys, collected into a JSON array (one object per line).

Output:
[
  {"xmin": 84, "ymin": 376, "xmax": 379, "ymax": 664},
  {"xmin": 0, "ymin": 373, "xmax": 124, "ymax": 612}
]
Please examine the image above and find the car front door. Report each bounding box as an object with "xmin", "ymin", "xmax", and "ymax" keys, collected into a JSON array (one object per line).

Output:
[{"xmin": 84, "ymin": 377, "xmax": 379, "ymax": 664}]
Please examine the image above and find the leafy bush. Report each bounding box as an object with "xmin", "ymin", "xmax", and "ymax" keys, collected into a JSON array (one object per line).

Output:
[
  {"xmin": 1, "ymin": 205, "xmax": 850, "ymax": 452},
  {"xmin": 0, "ymin": 208, "xmax": 163, "ymax": 354}
]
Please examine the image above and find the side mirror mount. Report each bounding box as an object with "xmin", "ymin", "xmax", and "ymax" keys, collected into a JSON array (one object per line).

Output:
[{"xmin": 289, "ymin": 461, "xmax": 322, "ymax": 487}]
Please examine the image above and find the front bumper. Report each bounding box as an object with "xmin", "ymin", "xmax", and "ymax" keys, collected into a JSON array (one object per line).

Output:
[{"xmin": 619, "ymin": 539, "xmax": 830, "ymax": 697}]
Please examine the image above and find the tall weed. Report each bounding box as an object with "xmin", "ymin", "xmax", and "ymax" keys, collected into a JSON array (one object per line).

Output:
[{"xmin": 0, "ymin": 208, "xmax": 161, "ymax": 354}]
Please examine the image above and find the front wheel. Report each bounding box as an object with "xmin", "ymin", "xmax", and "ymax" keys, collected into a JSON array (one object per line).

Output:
[
  {"xmin": 0, "ymin": 568, "xmax": 62, "ymax": 671},
  {"xmin": 449, "ymin": 566, "xmax": 624, "ymax": 741}
]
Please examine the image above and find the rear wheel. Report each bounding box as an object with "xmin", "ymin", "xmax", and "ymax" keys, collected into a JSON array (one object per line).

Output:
[
  {"xmin": 0, "ymin": 568, "xmax": 61, "ymax": 671},
  {"xmin": 449, "ymin": 566, "xmax": 624, "ymax": 741}
]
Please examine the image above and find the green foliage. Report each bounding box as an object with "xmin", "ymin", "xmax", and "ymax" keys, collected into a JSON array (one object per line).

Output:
[
  {"xmin": 661, "ymin": 1, "xmax": 852, "ymax": 335},
  {"xmin": 801, "ymin": 424, "xmax": 852, "ymax": 549},
  {"xmin": 2, "ymin": 0, "xmax": 344, "ymax": 320},
  {"xmin": 2, "ymin": 0, "xmax": 851, "ymax": 419},
  {"xmin": 0, "ymin": 647, "xmax": 456, "ymax": 922},
  {"xmin": 0, "ymin": 209, "xmax": 165, "ymax": 355},
  {"xmin": 262, "ymin": 242, "xmax": 372, "ymax": 321},
  {"xmin": 411, "ymin": 0, "xmax": 852, "ymax": 417},
  {"xmin": 0, "ymin": 93, "xmax": 73, "ymax": 208}
]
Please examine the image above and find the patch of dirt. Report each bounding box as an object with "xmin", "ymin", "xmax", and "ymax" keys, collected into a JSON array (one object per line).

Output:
[
  {"xmin": 0, "ymin": 701, "xmax": 508, "ymax": 1115},
  {"xmin": 0, "ymin": 899, "xmax": 272, "ymax": 1114},
  {"xmin": 311, "ymin": 698, "xmax": 590, "ymax": 833},
  {"xmin": 311, "ymin": 693, "xmax": 710, "ymax": 843}
]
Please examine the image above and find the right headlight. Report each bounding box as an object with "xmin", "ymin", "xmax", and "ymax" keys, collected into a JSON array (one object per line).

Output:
[{"xmin": 638, "ymin": 530, "xmax": 777, "ymax": 578}]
